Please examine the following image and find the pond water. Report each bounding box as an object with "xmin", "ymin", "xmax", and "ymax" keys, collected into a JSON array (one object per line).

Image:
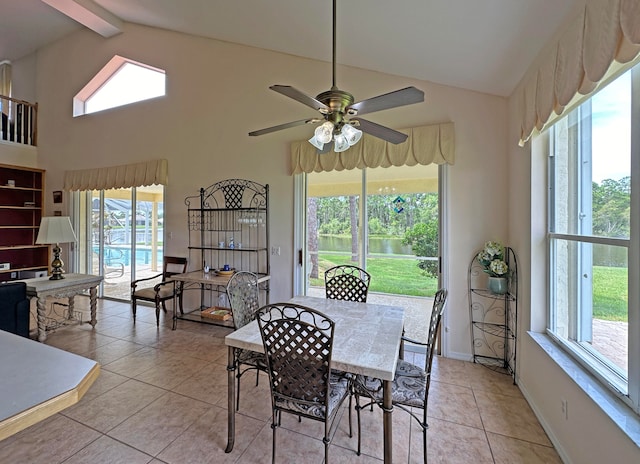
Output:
[
  {"xmin": 319, "ymin": 235, "xmax": 414, "ymax": 255},
  {"xmin": 95, "ymin": 246, "xmax": 163, "ymax": 266}
]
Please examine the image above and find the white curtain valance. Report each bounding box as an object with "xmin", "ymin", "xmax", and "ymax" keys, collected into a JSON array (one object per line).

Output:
[
  {"xmin": 290, "ymin": 122, "xmax": 454, "ymax": 175},
  {"xmin": 518, "ymin": 0, "xmax": 640, "ymax": 145},
  {"xmin": 63, "ymin": 159, "xmax": 168, "ymax": 191}
]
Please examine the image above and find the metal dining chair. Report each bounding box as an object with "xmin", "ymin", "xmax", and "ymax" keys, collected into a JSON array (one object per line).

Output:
[
  {"xmin": 131, "ymin": 256, "xmax": 188, "ymax": 326},
  {"xmin": 226, "ymin": 271, "xmax": 268, "ymax": 410},
  {"xmin": 324, "ymin": 264, "xmax": 371, "ymax": 303},
  {"xmin": 353, "ymin": 288, "xmax": 448, "ymax": 464},
  {"xmin": 257, "ymin": 302, "xmax": 351, "ymax": 464}
]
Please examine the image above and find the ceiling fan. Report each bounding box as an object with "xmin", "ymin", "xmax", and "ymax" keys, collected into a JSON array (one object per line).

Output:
[{"xmin": 248, "ymin": 0, "xmax": 424, "ymax": 153}]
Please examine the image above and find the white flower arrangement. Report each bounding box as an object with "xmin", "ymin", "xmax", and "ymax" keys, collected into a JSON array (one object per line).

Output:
[{"xmin": 477, "ymin": 241, "xmax": 509, "ymax": 278}]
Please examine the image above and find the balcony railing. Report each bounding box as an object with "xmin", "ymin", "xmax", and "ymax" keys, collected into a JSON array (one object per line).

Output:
[{"xmin": 1, "ymin": 94, "xmax": 38, "ymax": 146}]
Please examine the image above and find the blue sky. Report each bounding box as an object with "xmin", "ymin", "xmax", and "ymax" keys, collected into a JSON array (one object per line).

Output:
[{"xmin": 591, "ymin": 70, "xmax": 631, "ymax": 184}]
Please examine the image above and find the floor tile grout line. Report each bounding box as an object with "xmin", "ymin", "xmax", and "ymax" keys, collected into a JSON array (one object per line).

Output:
[
  {"xmin": 21, "ymin": 298, "xmax": 562, "ymax": 463},
  {"xmin": 56, "ymin": 415, "xmax": 158, "ymax": 464}
]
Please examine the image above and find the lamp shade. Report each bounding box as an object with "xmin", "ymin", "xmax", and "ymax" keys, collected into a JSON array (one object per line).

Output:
[
  {"xmin": 342, "ymin": 123, "xmax": 362, "ymax": 145},
  {"xmin": 315, "ymin": 121, "xmax": 334, "ymax": 144},
  {"xmin": 308, "ymin": 134, "xmax": 325, "ymax": 150},
  {"xmin": 36, "ymin": 217, "xmax": 77, "ymax": 245},
  {"xmin": 333, "ymin": 132, "xmax": 349, "ymax": 152}
]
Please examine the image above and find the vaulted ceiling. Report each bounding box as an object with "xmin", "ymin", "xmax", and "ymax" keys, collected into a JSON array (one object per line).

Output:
[{"xmin": 0, "ymin": 0, "xmax": 582, "ymax": 97}]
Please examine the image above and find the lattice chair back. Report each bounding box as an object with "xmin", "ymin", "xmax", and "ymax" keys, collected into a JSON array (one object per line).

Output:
[
  {"xmin": 226, "ymin": 271, "xmax": 259, "ymax": 329},
  {"xmin": 424, "ymin": 288, "xmax": 447, "ymax": 389},
  {"xmin": 324, "ymin": 265, "xmax": 371, "ymax": 303},
  {"xmin": 257, "ymin": 303, "xmax": 335, "ymax": 419},
  {"xmin": 353, "ymin": 288, "xmax": 448, "ymax": 461}
]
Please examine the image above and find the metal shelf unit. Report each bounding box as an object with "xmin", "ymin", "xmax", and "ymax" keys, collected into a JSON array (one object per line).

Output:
[
  {"xmin": 468, "ymin": 246, "xmax": 518, "ymax": 382},
  {"xmin": 182, "ymin": 179, "xmax": 270, "ymax": 324}
]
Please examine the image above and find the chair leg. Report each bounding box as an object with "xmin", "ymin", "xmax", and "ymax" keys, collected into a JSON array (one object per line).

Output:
[
  {"xmin": 423, "ymin": 408, "xmax": 428, "ymax": 464},
  {"xmin": 132, "ymin": 298, "xmax": 137, "ymax": 322},
  {"xmin": 178, "ymin": 291, "xmax": 184, "ymax": 315},
  {"xmin": 423, "ymin": 426, "xmax": 428, "ymax": 464},
  {"xmin": 348, "ymin": 393, "xmax": 353, "ymax": 438},
  {"xmin": 236, "ymin": 371, "xmax": 241, "ymax": 411},
  {"xmin": 271, "ymin": 413, "xmax": 278, "ymax": 464},
  {"xmin": 323, "ymin": 427, "xmax": 330, "ymax": 464},
  {"xmin": 355, "ymin": 394, "xmax": 362, "ymax": 456},
  {"xmin": 155, "ymin": 302, "xmax": 161, "ymax": 327}
]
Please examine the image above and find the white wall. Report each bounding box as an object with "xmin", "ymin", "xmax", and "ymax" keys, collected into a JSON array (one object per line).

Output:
[
  {"xmin": 14, "ymin": 21, "xmax": 508, "ymax": 360},
  {"xmin": 506, "ymin": 7, "xmax": 640, "ymax": 463},
  {"xmin": 0, "ymin": 142, "xmax": 37, "ymax": 167}
]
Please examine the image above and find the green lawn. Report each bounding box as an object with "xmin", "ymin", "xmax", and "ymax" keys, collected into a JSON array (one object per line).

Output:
[
  {"xmin": 309, "ymin": 253, "xmax": 438, "ymax": 297},
  {"xmin": 593, "ymin": 265, "xmax": 627, "ymax": 321},
  {"xmin": 310, "ymin": 256, "xmax": 628, "ymax": 322}
]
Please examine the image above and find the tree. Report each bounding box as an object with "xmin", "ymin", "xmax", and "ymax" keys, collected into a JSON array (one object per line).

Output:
[
  {"xmin": 592, "ymin": 177, "xmax": 630, "ymax": 238},
  {"xmin": 308, "ymin": 197, "xmax": 319, "ymax": 278},
  {"xmin": 402, "ymin": 221, "xmax": 439, "ymax": 277},
  {"xmin": 349, "ymin": 195, "xmax": 358, "ymax": 261}
]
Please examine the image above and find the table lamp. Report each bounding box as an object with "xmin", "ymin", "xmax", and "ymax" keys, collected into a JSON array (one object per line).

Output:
[{"xmin": 36, "ymin": 216, "xmax": 77, "ymax": 280}]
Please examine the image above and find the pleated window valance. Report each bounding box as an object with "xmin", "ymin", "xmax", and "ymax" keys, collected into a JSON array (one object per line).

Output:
[
  {"xmin": 290, "ymin": 122, "xmax": 454, "ymax": 174},
  {"xmin": 518, "ymin": 0, "xmax": 640, "ymax": 145},
  {"xmin": 63, "ymin": 159, "xmax": 168, "ymax": 191}
]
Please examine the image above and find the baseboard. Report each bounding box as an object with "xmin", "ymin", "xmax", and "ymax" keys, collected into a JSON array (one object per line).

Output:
[
  {"xmin": 444, "ymin": 350, "xmax": 473, "ymax": 362},
  {"xmin": 518, "ymin": 377, "xmax": 572, "ymax": 464}
]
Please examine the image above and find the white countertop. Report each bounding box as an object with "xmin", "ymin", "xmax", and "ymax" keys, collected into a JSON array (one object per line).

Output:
[{"xmin": 0, "ymin": 331, "xmax": 100, "ymax": 440}]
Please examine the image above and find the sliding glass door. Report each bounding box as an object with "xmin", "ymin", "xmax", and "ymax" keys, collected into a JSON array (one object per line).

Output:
[
  {"xmin": 304, "ymin": 163, "xmax": 442, "ymax": 347},
  {"xmin": 74, "ymin": 185, "xmax": 164, "ymax": 299}
]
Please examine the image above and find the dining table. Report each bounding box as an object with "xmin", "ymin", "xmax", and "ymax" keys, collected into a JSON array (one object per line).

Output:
[{"xmin": 224, "ymin": 295, "xmax": 405, "ymax": 463}]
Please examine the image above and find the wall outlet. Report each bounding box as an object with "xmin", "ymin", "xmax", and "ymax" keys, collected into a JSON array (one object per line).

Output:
[
  {"xmin": 561, "ymin": 398, "xmax": 568, "ymax": 420},
  {"xmin": 271, "ymin": 246, "xmax": 281, "ymax": 256}
]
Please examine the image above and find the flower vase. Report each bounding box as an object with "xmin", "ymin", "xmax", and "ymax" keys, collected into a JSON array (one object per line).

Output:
[{"xmin": 488, "ymin": 277, "xmax": 508, "ymax": 295}]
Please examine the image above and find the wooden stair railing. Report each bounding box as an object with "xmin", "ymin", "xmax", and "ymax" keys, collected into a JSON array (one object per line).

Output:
[{"xmin": 0, "ymin": 95, "xmax": 38, "ymax": 146}]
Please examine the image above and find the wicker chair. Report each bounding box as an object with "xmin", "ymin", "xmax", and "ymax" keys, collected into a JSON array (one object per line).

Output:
[
  {"xmin": 131, "ymin": 256, "xmax": 187, "ymax": 326},
  {"xmin": 324, "ymin": 264, "xmax": 371, "ymax": 303},
  {"xmin": 353, "ymin": 288, "xmax": 448, "ymax": 463},
  {"xmin": 257, "ymin": 302, "xmax": 351, "ymax": 464},
  {"xmin": 226, "ymin": 271, "xmax": 267, "ymax": 410}
]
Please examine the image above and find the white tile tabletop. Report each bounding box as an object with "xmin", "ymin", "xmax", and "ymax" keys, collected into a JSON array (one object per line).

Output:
[{"xmin": 225, "ymin": 295, "xmax": 404, "ymax": 381}]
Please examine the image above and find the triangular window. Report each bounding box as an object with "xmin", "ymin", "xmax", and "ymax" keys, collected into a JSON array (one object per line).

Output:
[{"xmin": 73, "ymin": 55, "xmax": 165, "ymax": 117}]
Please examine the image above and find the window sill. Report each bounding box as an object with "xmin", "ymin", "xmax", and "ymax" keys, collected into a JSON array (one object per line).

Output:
[{"xmin": 528, "ymin": 331, "xmax": 640, "ymax": 448}]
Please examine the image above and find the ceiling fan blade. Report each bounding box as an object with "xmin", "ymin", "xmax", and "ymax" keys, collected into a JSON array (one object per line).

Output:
[
  {"xmin": 347, "ymin": 87, "xmax": 424, "ymax": 116},
  {"xmin": 351, "ymin": 118, "xmax": 408, "ymax": 144},
  {"xmin": 249, "ymin": 118, "xmax": 320, "ymax": 137},
  {"xmin": 270, "ymin": 85, "xmax": 330, "ymax": 112}
]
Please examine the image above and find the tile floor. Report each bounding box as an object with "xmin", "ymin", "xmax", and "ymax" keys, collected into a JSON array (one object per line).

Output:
[{"xmin": 1, "ymin": 297, "xmax": 562, "ymax": 463}]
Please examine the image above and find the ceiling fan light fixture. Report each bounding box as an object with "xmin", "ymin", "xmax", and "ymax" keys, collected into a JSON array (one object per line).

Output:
[
  {"xmin": 308, "ymin": 134, "xmax": 325, "ymax": 150},
  {"xmin": 342, "ymin": 123, "xmax": 362, "ymax": 145},
  {"xmin": 248, "ymin": 0, "xmax": 424, "ymax": 148},
  {"xmin": 315, "ymin": 121, "xmax": 334, "ymax": 144},
  {"xmin": 333, "ymin": 132, "xmax": 350, "ymax": 152}
]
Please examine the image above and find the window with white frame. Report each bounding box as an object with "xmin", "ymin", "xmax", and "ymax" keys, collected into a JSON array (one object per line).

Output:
[
  {"xmin": 73, "ymin": 55, "xmax": 165, "ymax": 117},
  {"xmin": 547, "ymin": 63, "xmax": 638, "ymax": 413}
]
